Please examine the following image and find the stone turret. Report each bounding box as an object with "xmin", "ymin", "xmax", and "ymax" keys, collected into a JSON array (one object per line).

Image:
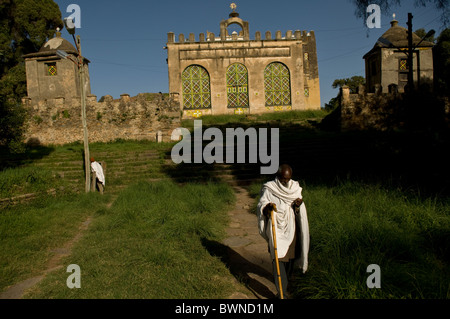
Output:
[
  {"xmin": 23, "ymin": 29, "xmax": 91, "ymax": 102},
  {"xmin": 363, "ymin": 15, "xmax": 434, "ymax": 93}
]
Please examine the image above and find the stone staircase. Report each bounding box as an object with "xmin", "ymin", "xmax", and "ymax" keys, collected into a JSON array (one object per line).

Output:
[
  {"xmin": 8, "ymin": 147, "xmax": 263, "ymax": 200},
  {"xmin": 30, "ymin": 149, "xmax": 166, "ymax": 195},
  {"xmin": 2, "ymin": 126, "xmax": 382, "ymax": 206}
]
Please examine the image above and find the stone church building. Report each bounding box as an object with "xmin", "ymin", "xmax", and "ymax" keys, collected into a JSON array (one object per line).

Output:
[
  {"xmin": 22, "ymin": 29, "xmax": 91, "ymax": 102},
  {"xmin": 166, "ymin": 6, "xmax": 321, "ymax": 117},
  {"xmin": 363, "ymin": 17, "xmax": 434, "ymax": 94}
]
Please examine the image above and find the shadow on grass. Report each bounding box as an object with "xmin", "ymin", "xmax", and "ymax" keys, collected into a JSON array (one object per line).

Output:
[
  {"xmin": 0, "ymin": 145, "xmax": 55, "ymax": 170},
  {"xmin": 162, "ymin": 120, "xmax": 450, "ymax": 198},
  {"xmin": 161, "ymin": 161, "xmax": 226, "ymax": 184},
  {"xmin": 201, "ymin": 238, "xmax": 276, "ymax": 299}
]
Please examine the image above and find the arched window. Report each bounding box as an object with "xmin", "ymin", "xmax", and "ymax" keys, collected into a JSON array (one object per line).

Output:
[
  {"xmin": 182, "ymin": 65, "xmax": 211, "ymax": 109},
  {"xmin": 227, "ymin": 23, "xmax": 243, "ymax": 38},
  {"xmin": 226, "ymin": 63, "xmax": 249, "ymax": 108},
  {"xmin": 264, "ymin": 62, "xmax": 291, "ymax": 106}
]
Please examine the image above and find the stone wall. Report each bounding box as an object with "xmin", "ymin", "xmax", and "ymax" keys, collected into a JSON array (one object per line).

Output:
[
  {"xmin": 339, "ymin": 85, "xmax": 450, "ymax": 131},
  {"xmin": 22, "ymin": 93, "xmax": 181, "ymax": 146},
  {"xmin": 340, "ymin": 85, "xmax": 392, "ymax": 131}
]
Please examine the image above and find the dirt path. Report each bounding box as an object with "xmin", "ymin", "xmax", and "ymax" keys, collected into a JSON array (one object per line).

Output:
[
  {"xmin": 0, "ymin": 215, "xmax": 93, "ymax": 299},
  {"xmin": 1, "ymin": 184, "xmax": 275, "ymax": 299},
  {"xmin": 222, "ymin": 184, "xmax": 277, "ymax": 299}
]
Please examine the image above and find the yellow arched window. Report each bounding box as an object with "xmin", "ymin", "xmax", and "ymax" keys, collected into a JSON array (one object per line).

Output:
[
  {"xmin": 264, "ymin": 62, "xmax": 291, "ymax": 106},
  {"xmin": 226, "ymin": 63, "xmax": 249, "ymax": 108},
  {"xmin": 182, "ymin": 65, "xmax": 211, "ymax": 109}
]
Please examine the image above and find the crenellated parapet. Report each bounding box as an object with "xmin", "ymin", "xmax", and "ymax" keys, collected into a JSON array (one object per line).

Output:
[
  {"xmin": 338, "ymin": 84, "xmax": 450, "ymax": 131},
  {"xmin": 22, "ymin": 93, "xmax": 181, "ymax": 145},
  {"xmin": 167, "ymin": 29, "xmax": 316, "ymax": 44}
]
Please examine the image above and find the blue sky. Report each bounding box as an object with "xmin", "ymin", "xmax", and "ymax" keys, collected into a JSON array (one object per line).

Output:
[{"xmin": 53, "ymin": 0, "xmax": 446, "ymax": 107}]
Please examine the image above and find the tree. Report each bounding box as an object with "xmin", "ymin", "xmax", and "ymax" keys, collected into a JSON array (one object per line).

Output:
[
  {"xmin": 332, "ymin": 76, "xmax": 366, "ymax": 94},
  {"xmin": 0, "ymin": 97, "xmax": 27, "ymax": 152},
  {"xmin": 415, "ymin": 28, "xmax": 436, "ymax": 43},
  {"xmin": 433, "ymin": 28, "xmax": 450, "ymax": 94},
  {"xmin": 0, "ymin": 0, "xmax": 62, "ymax": 151},
  {"xmin": 350, "ymin": 0, "xmax": 449, "ymax": 26},
  {"xmin": 325, "ymin": 76, "xmax": 366, "ymax": 111}
]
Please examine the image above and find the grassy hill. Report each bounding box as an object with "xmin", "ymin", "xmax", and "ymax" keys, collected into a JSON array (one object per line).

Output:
[{"xmin": 1, "ymin": 110, "xmax": 449, "ymax": 298}]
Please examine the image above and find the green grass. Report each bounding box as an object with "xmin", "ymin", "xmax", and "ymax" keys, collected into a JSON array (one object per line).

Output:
[
  {"xmin": 0, "ymin": 193, "xmax": 112, "ymax": 292},
  {"xmin": 277, "ymin": 180, "xmax": 450, "ymax": 299},
  {"xmin": 36, "ymin": 139, "xmax": 175, "ymax": 157},
  {"xmin": 23, "ymin": 180, "xmax": 237, "ymax": 299},
  {"xmin": 0, "ymin": 139, "xmax": 176, "ymax": 199},
  {"xmin": 1, "ymin": 121, "xmax": 449, "ymax": 299},
  {"xmin": 0, "ymin": 166, "xmax": 68, "ymax": 198},
  {"xmin": 181, "ymin": 109, "xmax": 329, "ymax": 128}
]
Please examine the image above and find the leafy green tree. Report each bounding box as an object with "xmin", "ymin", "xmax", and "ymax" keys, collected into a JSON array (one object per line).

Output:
[
  {"xmin": 433, "ymin": 28, "xmax": 450, "ymax": 94},
  {"xmin": 415, "ymin": 28, "xmax": 436, "ymax": 43},
  {"xmin": 0, "ymin": 97, "xmax": 27, "ymax": 152},
  {"xmin": 332, "ymin": 76, "xmax": 366, "ymax": 93},
  {"xmin": 325, "ymin": 76, "xmax": 366, "ymax": 111},
  {"xmin": 350, "ymin": 0, "xmax": 449, "ymax": 26},
  {"xmin": 0, "ymin": 0, "xmax": 62, "ymax": 151},
  {"xmin": 324, "ymin": 96, "xmax": 340, "ymax": 112}
]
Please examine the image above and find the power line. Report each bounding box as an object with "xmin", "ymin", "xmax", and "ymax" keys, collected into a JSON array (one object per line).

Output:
[
  {"xmin": 90, "ymin": 61, "xmax": 166, "ymax": 74},
  {"xmin": 421, "ymin": 15, "xmax": 442, "ymax": 28},
  {"xmin": 318, "ymin": 44, "xmax": 372, "ymax": 63},
  {"xmin": 83, "ymin": 38, "xmax": 165, "ymax": 42},
  {"xmin": 313, "ymin": 22, "xmax": 391, "ymax": 32},
  {"xmin": 92, "ymin": 58, "xmax": 166, "ymax": 69}
]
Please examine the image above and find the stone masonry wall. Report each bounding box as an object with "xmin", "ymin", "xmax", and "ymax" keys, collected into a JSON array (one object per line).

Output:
[
  {"xmin": 22, "ymin": 93, "xmax": 181, "ymax": 145},
  {"xmin": 339, "ymin": 85, "xmax": 450, "ymax": 131}
]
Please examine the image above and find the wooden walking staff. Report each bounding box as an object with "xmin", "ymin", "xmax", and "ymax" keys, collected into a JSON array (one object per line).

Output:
[{"xmin": 270, "ymin": 204, "xmax": 284, "ymax": 299}]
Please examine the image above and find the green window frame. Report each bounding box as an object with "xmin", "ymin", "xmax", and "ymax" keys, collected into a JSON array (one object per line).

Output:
[
  {"xmin": 264, "ymin": 62, "xmax": 291, "ymax": 107},
  {"xmin": 182, "ymin": 65, "xmax": 211, "ymax": 110},
  {"xmin": 399, "ymin": 59, "xmax": 408, "ymax": 71},
  {"xmin": 46, "ymin": 62, "xmax": 57, "ymax": 76},
  {"xmin": 226, "ymin": 63, "xmax": 249, "ymax": 108}
]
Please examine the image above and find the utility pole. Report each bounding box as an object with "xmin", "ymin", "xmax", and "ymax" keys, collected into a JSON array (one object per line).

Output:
[
  {"xmin": 61, "ymin": 17, "xmax": 91, "ymax": 192},
  {"xmin": 407, "ymin": 13, "xmax": 414, "ymax": 91},
  {"xmin": 75, "ymin": 35, "xmax": 91, "ymax": 193}
]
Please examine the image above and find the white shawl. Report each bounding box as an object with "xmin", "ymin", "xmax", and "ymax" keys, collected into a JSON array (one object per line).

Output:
[
  {"xmin": 91, "ymin": 161, "xmax": 105, "ymax": 185},
  {"xmin": 256, "ymin": 177, "xmax": 310, "ymax": 273}
]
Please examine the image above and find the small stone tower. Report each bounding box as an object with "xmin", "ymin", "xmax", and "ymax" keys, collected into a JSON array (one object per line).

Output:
[
  {"xmin": 363, "ymin": 16, "xmax": 434, "ymax": 93},
  {"xmin": 23, "ymin": 29, "xmax": 91, "ymax": 102}
]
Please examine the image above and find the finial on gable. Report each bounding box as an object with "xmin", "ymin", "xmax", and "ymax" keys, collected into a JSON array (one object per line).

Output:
[
  {"xmin": 229, "ymin": 3, "xmax": 239, "ymax": 18},
  {"xmin": 391, "ymin": 13, "xmax": 398, "ymax": 27}
]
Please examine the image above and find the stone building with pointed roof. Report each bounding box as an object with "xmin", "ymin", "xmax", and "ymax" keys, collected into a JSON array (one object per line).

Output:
[
  {"xmin": 363, "ymin": 17, "xmax": 434, "ymax": 94},
  {"xmin": 23, "ymin": 30, "xmax": 91, "ymax": 102},
  {"xmin": 166, "ymin": 6, "xmax": 320, "ymax": 117}
]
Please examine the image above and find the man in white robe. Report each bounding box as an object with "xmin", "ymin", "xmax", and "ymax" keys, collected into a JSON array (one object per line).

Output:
[
  {"xmin": 257, "ymin": 164, "xmax": 310, "ymax": 298},
  {"xmin": 90, "ymin": 157, "xmax": 105, "ymax": 194}
]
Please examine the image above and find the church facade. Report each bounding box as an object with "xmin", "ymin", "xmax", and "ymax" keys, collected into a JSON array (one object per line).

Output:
[{"xmin": 166, "ymin": 7, "xmax": 321, "ymax": 117}]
